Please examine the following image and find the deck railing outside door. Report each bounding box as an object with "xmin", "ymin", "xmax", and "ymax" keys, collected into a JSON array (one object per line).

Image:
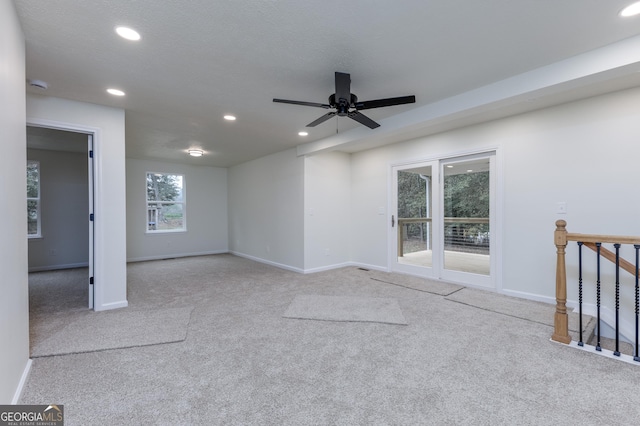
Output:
[{"xmin": 397, "ymin": 217, "xmax": 489, "ymax": 257}]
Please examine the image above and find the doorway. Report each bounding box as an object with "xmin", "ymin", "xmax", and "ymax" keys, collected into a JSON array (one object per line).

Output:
[
  {"xmin": 390, "ymin": 152, "xmax": 497, "ymax": 289},
  {"xmin": 26, "ymin": 126, "xmax": 95, "ymax": 308}
]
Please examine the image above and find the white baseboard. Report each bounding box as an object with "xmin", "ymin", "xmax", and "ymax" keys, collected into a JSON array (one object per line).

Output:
[
  {"xmin": 228, "ymin": 254, "xmax": 389, "ymax": 275},
  {"xmin": 94, "ymin": 300, "xmax": 128, "ymax": 311},
  {"xmin": 229, "ymin": 251, "xmax": 305, "ymax": 273},
  {"xmin": 12, "ymin": 359, "xmax": 32, "ymax": 404},
  {"xmin": 127, "ymin": 250, "xmax": 228, "ymax": 263},
  {"xmin": 551, "ymin": 339, "xmax": 640, "ymax": 366},
  {"xmin": 347, "ymin": 262, "xmax": 389, "ymax": 273},
  {"xmin": 500, "ymin": 289, "xmax": 556, "ymax": 305},
  {"xmin": 302, "ymin": 262, "xmax": 353, "ymax": 274},
  {"xmin": 301, "ymin": 261, "xmax": 387, "ymax": 274},
  {"xmin": 28, "ymin": 262, "xmax": 89, "ymax": 272}
]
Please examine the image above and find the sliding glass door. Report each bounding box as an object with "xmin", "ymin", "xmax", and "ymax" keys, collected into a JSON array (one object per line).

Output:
[
  {"xmin": 440, "ymin": 155, "xmax": 494, "ymax": 287},
  {"xmin": 392, "ymin": 161, "xmax": 439, "ymax": 276},
  {"xmin": 390, "ymin": 152, "xmax": 496, "ymax": 288}
]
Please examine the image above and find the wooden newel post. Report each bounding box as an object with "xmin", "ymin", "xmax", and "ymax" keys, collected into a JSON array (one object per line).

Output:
[{"xmin": 552, "ymin": 219, "xmax": 571, "ymax": 344}]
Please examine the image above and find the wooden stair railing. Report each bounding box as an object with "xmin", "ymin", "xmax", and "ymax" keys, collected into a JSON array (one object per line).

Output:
[
  {"xmin": 553, "ymin": 220, "xmax": 640, "ymax": 360},
  {"xmin": 553, "ymin": 220, "xmax": 572, "ymax": 344}
]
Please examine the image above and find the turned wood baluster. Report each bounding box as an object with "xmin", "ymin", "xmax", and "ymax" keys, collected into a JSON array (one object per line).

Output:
[{"xmin": 552, "ymin": 220, "xmax": 572, "ymax": 344}]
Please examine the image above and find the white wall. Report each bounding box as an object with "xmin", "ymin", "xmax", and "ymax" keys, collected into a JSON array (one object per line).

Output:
[
  {"xmin": 27, "ymin": 148, "xmax": 89, "ymax": 271},
  {"xmin": 228, "ymin": 148, "xmax": 304, "ymax": 271},
  {"xmin": 0, "ymin": 0, "xmax": 30, "ymax": 404},
  {"xmin": 126, "ymin": 158, "xmax": 228, "ymax": 261},
  {"xmin": 27, "ymin": 94, "xmax": 128, "ymax": 311},
  {"xmin": 303, "ymin": 151, "xmax": 352, "ymax": 272},
  {"xmin": 350, "ymin": 87, "xmax": 640, "ymax": 311}
]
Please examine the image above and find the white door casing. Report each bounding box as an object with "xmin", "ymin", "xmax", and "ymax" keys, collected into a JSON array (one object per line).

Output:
[{"xmin": 389, "ymin": 149, "xmax": 501, "ymax": 290}]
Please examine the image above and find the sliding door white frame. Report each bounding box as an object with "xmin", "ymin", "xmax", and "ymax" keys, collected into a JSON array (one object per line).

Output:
[{"xmin": 388, "ymin": 147, "xmax": 503, "ymax": 291}]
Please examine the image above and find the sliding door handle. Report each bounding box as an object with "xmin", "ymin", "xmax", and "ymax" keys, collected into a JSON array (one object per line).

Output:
[{"xmin": 391, "ymin": 215, "xmax": 395, "ymax": 227}]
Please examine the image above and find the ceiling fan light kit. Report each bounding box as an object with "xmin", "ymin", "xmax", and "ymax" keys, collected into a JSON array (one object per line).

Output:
[{"xmin": 273, "ymin": 72, "xmax": 416, "ymax": 129}]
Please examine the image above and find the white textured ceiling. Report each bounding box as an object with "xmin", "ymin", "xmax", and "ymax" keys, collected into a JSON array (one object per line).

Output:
[{"xmin": 15, "ymin": 0, "xmax": 640, "ymax": 167}]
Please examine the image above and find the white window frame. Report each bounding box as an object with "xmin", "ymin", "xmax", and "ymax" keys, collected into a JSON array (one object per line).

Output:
[
  {"xmin": 27, "ymin": 160, "xmax": 42, "ymax": 239},
  {"xmin": 145, "ymin": 171, "xmax": 186, "ymax": 233}
]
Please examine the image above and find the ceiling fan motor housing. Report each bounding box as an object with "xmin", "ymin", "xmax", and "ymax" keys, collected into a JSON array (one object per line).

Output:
[{"xmin": 329, "ymin": 93, "xmax": 358, "ymax": 116}]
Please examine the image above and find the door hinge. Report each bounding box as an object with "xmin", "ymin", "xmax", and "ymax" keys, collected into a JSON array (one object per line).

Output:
[
  {"xmin": 89, "ymin": 276, "xmax": 94, "ymax": 285},
  {"xmin": 89, "ymin": 213, "xmax": 94, "ymax": 221}
]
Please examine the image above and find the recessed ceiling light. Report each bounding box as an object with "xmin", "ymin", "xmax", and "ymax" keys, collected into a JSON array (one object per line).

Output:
[
  {"xmin": 467, "ymin": 169, "xmax": 473, "ymax": 173},
  {"xmin": 446, "ymin": 165, "xmax": 454, "ymax": 168},
  {"xmin": 188, "ymin": 149, "xmax": 203, "ymax": 157},
  {"xmin": 107, "ymin": 88, "xmax": 125, "ymax": 96},
  {"xmin": 115, "ymin": 26, "xmax": 141, "ymax": 41},
  {"xmin": 223, "ymin": 115, "xmax": 236, "ymax": 121},
  {"xmin": 298, "ymin": 131, "xmax": 308, "ymax": 136},
  {"xmin": 621, "ymin": 2, "xmax": 640, "ymax": 17}
]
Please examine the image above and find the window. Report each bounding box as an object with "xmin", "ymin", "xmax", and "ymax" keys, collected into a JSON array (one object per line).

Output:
[
  {"xmin": 146, "ymin": 172, "xmax": 185, "ymax": 232},
  {"xmin": 27, "ymin": 161, "xmax": 41, "ymax": 238}
]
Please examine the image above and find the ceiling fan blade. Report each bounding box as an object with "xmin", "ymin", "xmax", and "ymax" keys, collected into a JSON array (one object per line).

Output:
[
  {"xmin": 273, "ymin": 98, "xmax": 331, "ymax": 109},
  {"xmin": 307, "ymin": 112, "xmax": 337, "ymax": 127},
  {"xmin": 355, "ymin": 95, "xmax": 416, "ymax": 110},
  {"xmin": 348, "ymin": 111, "xmax": 380, "ymax": 129},
  {"xmin": 334, "ymin": 72, "xmax": 351, "ymax": 104}
]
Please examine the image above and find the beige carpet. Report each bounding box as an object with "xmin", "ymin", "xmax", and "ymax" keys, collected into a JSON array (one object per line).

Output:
[
  {"xmin": 22, "ymin": 256, "xmax": 640, "ymax": 425},
  {"xmin": 366, "ymin": 269, "xmax": 464, "ymax": 295},
  {"xmin": 28, "ymin": 267, "xmax": 193, "ymax": 357},
  {"xmin": 283, "ymin": 295, "xmax": 407, "ymax": 325},
  {"xmin": 445, "ymin": 287, "xmax": 596, "ymax": 341},
  {"xmin": 31, "ymin": 306, "xmax": 193, "ymax": 357}
]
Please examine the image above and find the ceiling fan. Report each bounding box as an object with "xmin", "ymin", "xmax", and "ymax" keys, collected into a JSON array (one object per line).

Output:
[{"xmin": 273, "ymin": 72, "xmax": 416, "ymax": 129}]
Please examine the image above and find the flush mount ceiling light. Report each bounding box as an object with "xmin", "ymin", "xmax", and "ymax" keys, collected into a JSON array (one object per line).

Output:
[
  {"xmin": 298, "ymin": 131, "xmax": 309, "ymax": 136},
  {"xmin": 188, "ymin": 149, "xmax": 204, "ymax": 157},
  {"xmin": 115, "ymin": 26, "xmax": 141, "ymax": 41},
  {"xmin": 107, "ymin": 88, "xmax": 125, "ymax": 96},
  {"xmin": 621, "ymin": 2, "xmax": 640, "ymax": 17},
  {"xmin": 223, "ymin": 115, "xmax": 237, "ymax": 121}
]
